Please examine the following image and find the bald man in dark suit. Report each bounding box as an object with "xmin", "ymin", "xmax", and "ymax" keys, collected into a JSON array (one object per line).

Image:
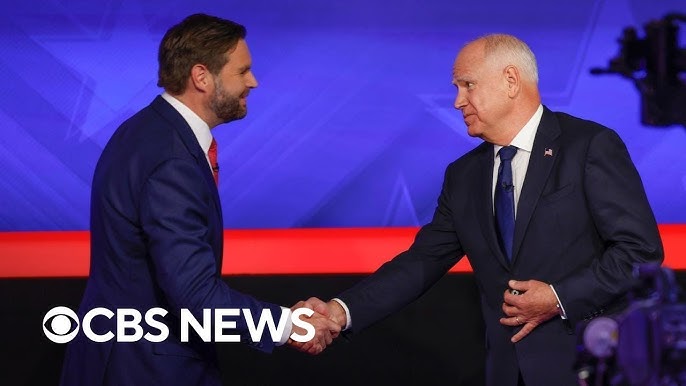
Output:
[{"xmin": 306, "ymin": 34, "xmax": 663, "ymax": 386}]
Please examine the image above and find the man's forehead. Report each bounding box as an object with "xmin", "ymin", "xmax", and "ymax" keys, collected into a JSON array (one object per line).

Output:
[
  {"xmin": 226, "ymin": 40, "xmax": 251, "ymax": 65},
  {"xmin": 452, "ymin": 42, "xmax": 485, "ymax": 77},
  {"xmin": 457, "ymin": 41, "xmax": 483, "ymax": 61},
  {"xmin": 452, "ymin": 59, "xmax": 473, "ymax": 80},
  {"xmin": 228, "ymin": 39, "xmax": 249, "ymax": 57}
]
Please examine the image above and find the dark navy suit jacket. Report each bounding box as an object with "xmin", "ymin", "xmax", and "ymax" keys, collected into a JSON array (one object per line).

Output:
[
  {"xmin": 60, "ymin": 96, "xmax": 283, "ymax": 386},
  {"xmin": 338, "ymin": 107, "xmax": 664, "ymax": 386}
]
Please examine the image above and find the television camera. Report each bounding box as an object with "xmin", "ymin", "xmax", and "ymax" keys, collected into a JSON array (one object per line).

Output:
[
  {"xmin": 576, "ymin": 264, "xmax": 686, "ymax": 385},
  {"xmin": 590, "ymin": 13, "xmax": 686, "ymax": 127}
]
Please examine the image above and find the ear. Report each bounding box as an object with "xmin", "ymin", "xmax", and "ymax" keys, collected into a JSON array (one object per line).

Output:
[
  {"xmin": 503, "ymin": 65, "xmax": 520, "ymax": 98},
  {"xmin": 189, "ymin": 64, "xmax": 212, "ymax": 93}
]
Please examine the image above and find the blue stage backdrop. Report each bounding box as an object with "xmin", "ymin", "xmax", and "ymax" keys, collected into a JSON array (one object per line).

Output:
[{"xmin": 0, "ymin": 0, "xmax": 684, "ymax": 231}]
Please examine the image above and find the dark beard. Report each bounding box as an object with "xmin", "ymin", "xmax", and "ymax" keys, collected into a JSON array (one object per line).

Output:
[{"xmin": 210, "ymin": 82, "xmax": 246, "ymax": 123}]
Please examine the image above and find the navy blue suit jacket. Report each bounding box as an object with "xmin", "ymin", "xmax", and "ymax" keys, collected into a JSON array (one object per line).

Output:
[
  {"xmin": 60, "ymin": 96, "xmax": 283, "ymax": 386},
  {"xmin": 338, "ymin": 107, "xmax": 663, "ymax": 386}
]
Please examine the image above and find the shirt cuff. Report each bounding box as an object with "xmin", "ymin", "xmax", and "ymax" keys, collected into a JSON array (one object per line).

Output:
[
  {"xmin": 331, "ymin": 298, "xmax": 352, "ymax": 330},
  {"xmin": 275, "ymin": 307, "xmax": 293, "ymax": 346},
  {"xmin": 549, "ymin": 284, "xmax": 568, "ymax": 320}
]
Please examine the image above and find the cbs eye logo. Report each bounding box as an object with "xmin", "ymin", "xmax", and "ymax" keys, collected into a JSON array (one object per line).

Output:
[{"xmin": 43, "ymin": 306, "xmax": 79, "ymax": 343}]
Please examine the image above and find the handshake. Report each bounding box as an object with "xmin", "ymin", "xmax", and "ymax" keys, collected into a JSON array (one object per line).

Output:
[{"xmin": 286, "ymin": 297, "xmax": 347, "ymax": 355}]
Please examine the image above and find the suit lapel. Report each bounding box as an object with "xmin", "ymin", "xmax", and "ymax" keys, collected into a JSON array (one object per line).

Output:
[
  {"xmin": 151, "ymin": 96, "xmax": 223, "ymax": 210},
  {"xmin": 150, "ymin": 96, "xmax": 224, "ymax": 263},
  {"xmin": 511, "ymin": 107, "xmax": 560, "ymax": 263},
  {"xmin": 475, "ymin": 143, "xmax": 511, "ymax": 271}
]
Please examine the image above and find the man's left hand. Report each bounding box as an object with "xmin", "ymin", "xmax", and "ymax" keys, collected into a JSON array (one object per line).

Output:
[{"xmin": 499, "ymin": 279, "xmax": 559, "ymax": 343}]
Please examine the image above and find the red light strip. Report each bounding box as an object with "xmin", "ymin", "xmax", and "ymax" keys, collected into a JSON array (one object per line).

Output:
[{"xmin": 0, "ymin": 225, "xmax": 684, "ymax": 278}]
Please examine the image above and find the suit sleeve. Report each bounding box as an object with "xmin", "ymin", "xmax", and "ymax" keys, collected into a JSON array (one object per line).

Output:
[
  {"xmin": 139, "ymin": 158, "xmax": 283, "ymax": 352},
  {"xmin": 552, "ymin": 129, "xmax": 664, "ymax": 323},
  {"xmin": 337, "ymin": 165, "xmax": 464, "ymax": 333}
]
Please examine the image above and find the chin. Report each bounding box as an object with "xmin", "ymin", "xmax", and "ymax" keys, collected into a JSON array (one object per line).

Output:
[
  {"xmin": 232, "ymin": 108, "xmax": 249, "ymax": 121},
  {"xmin": 466, "ymin": 126, "xmax": 482, "ymax": 138}
]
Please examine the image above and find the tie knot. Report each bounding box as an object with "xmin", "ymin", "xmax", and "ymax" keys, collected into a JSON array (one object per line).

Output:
[{"xmin": 498, "ymin": 146, "xmax": 517, "ymax": 162}]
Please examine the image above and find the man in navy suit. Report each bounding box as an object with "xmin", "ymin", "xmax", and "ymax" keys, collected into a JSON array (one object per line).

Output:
[
  {"xmin": 305, "ymin": 34, "xmax": 664, "ymax": 385},
  {"xmin": 60, "ymin": 14, "xmax": 339, "ymax": 386}
]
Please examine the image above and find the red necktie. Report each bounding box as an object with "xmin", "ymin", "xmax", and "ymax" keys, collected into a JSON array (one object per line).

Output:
[{"xmin": 208, "ymin": 138, "xmax": 219, "ymax": 186}]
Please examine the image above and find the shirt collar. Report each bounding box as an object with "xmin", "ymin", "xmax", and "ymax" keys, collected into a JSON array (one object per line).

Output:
[
  {"xmin": 494, "ymin": 104, "xmax": 543, "ymax": 157},
  {"xmin": 161, "ymin": 92, "xmax": 213, "ymax": 154}
]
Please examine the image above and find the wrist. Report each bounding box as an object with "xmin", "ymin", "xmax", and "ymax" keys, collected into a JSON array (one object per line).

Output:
[
  {"xmin": 548, "ymin": 284, "xmax": 568, "ymax": 319},
  {"xmin": 327, "ymin": 300, "xmax": 347, "ymax": 328}
]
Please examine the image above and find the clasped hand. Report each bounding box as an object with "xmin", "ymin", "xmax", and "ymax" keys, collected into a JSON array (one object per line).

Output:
[{"xmin": 286, "ymin": 297, "xmax": 346, "ymax": 354}]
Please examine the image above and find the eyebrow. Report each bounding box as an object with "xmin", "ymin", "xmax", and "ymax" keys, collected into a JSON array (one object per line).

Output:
[
  {"xmin": 236, "ymin": 64, "xmax": 251, "ymax": 73},
  {"xmin": 452, "ymin": 69, "xmax": 470, "ymax": 81},
  {"xmin": 452, "ymin": 77, "xmax": 473, "ymax": 85}
]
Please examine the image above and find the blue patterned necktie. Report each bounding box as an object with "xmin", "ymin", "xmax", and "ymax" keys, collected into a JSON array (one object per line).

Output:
[{"xmin": 495, "ymin": 146, "xmax": 518, "ymax": 260}]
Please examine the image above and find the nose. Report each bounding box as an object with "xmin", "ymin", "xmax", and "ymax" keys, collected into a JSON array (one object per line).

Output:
[
  {"xmin": 454, "ymin": 89, "xmax": 467, "ymax": 110},
  {"xmin": 247, "ymin": 70, "xmax": 258, "ymax": 88}
]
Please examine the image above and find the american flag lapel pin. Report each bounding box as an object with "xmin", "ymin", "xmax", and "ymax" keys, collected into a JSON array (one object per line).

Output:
[{"xmin": 544, "ymin": 148, "xmax": 553, "ymax": 157}]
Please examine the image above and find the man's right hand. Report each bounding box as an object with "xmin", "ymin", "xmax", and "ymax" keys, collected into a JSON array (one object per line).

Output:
[{"xmin": 287, "ymin": 298, "xmax": 343, "ymax": 355}]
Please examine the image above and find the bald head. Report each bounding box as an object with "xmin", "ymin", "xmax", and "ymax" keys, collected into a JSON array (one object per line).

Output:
[{"xmin": 467, "ymin": 34, "xmax": 539, "ymax": 85}]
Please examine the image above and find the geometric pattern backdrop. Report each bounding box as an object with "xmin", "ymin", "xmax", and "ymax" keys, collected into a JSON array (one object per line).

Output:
[{"xmin": 1, "ymin": 0, "xmax": 684, "ymax": 230}]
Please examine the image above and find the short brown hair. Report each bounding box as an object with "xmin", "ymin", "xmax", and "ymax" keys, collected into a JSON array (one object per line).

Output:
[{"xmin": 157, "ymin": 14, "xmax": 246, "ymax": 94}]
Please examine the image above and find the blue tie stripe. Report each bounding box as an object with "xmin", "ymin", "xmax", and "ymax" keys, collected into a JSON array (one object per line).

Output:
[{"xmin": 495, "ymin": 146, "xmax": 517, "ymax": 261}]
